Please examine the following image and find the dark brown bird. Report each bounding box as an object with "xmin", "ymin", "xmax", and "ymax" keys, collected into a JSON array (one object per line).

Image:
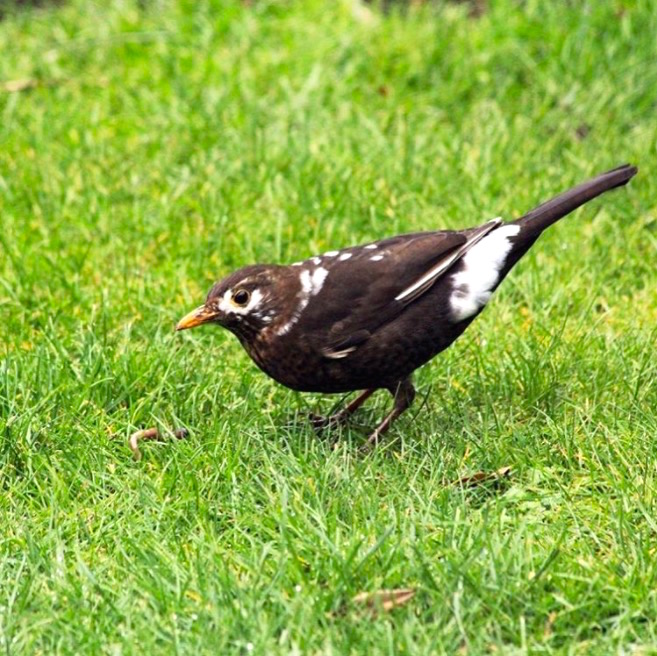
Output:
[{"xmin": 177, "ymin": 164, "xmax": 637, "ymax": 450}]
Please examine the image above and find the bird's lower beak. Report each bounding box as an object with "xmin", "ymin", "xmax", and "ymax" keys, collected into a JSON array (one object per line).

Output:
[{"xmin": 176, "ymin": 305, "xmax": 217, "ymax": 331}]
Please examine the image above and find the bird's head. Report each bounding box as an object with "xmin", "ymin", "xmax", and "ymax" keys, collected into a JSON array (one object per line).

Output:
[{"xmin": 176, "ymin": 264, "xmax": 295, "ymax": 341}]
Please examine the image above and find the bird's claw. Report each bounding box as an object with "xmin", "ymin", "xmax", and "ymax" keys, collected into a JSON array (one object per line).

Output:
[
  {"xmin": 308, "ymin": 413, "xmax": 334, "ymax": 432},
  {"xmin": 359, "ymin": 433, "xmax": 379, "ymax": 455}
]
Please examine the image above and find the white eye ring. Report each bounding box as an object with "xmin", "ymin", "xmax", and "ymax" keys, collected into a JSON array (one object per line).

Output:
[{"xmin": 232, "ymin": 289, "xmax": 250, "ymax": 307}]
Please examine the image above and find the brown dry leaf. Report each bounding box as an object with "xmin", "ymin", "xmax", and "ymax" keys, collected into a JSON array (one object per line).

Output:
[
  {"xmin": 352, "ymin": 588, "xmax": 416, "ymax": 614},
  {"xmin": 452, "ymin": 466, "xmax": 512, "ymax": 488},
  {"xmin": 3, "ymin": 78, "xmax": 39, "ymax": 93}
]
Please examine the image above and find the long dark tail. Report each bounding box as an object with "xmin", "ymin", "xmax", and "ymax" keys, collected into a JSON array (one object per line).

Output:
[
  {"xmin": 491, "ymin": 164, "xmax": 638, "ymax": 288},
  {"xmin": 512, "ymin": 163, "xmax": 638, "ymax": 237}
]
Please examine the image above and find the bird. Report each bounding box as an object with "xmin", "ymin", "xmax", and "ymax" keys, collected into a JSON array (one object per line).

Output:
[{"xmin": 176, "ymin": 164, "xmax": 637, "ymax": 451}]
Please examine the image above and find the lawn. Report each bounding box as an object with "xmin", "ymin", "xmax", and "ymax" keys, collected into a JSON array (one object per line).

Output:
[{"xmin": 1, "ymin": 0, "xmax": 657, "ymax": 653}]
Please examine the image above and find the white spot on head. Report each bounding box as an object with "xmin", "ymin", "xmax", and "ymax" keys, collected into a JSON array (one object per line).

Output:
[
  {"xmin": 370, "ymin": 254, "xmax": 383, "ymax": 261},
  {"xmin": 338, "ymin": 252, "xmax": 352, "ymax": 261},
  {"xmin": 256, "ymin": 312, "xmax": 273, "ymax": 324},
  {"xmin": 324, "ymin": 250, "xmax": 339, "ymax": 257},
  {"xmin": 450, "ymin": 225, "xmax": 520, "ymax": 321},
  {"xmin": 276, "ymin": 320, "xmax": 294, "ymax": 335},
  {"xmin": 364, "ymin": 244, "xmax": 377, "ymax": 250},
  {"xmin": 247, "ymin": 289, "xmax": 264, "ymax": 311},
  {"xmin": 218, "ymin": 288, "xmax": 264, "ymax": 316},
  {"xmin": 312, "ymin": 256, "xmax": 322, "ymax": 265}
]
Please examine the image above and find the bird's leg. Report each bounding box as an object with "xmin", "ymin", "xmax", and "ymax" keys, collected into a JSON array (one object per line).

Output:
[
  {"xmin": 333, "ymin": 388, "xmax": 377, "ymax": 423},
  {"xmin": 360, "ymin": 378, "xmax": 416, "ymax": 453},
  {"xmin": 309, "ymin": 388, "xmax": 376, "ymax": 431}
]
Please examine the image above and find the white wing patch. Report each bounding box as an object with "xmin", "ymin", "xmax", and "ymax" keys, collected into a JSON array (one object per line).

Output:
[
  {"xmin": 394, "ymin": 218, "xmax": 502, "ymax": 304},
  {"xmin": 321, "ymin": 345, "xmax": 357, "ymax": 359},
  {"xmin": 449, "ymin": 224, "xmax": 520, "ymax": 321}
]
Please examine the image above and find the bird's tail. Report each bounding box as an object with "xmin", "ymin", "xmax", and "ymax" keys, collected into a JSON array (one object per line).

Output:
[{"xmin": 512, "ymin": 163, "xmax": 638, "ymax": 237}]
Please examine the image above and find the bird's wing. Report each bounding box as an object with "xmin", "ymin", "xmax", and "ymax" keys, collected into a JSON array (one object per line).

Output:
[{"xmin": 296, "ymin": 219, "xmax": 501, "ymax": 359}]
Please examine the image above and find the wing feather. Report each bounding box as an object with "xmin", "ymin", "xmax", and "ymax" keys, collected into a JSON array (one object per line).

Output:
[
  {"xmin": 394, "ymin": 219, "xmax": 501, "ymax": 304},
  {"xmin": 295, "ymin": 221, "xmax": 503, "ymax": 360}
]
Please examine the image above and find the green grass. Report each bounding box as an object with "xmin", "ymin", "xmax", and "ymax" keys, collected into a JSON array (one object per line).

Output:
[{"xmin": 1, "ymin": 0, "xmax": 657, "ymax": 653}]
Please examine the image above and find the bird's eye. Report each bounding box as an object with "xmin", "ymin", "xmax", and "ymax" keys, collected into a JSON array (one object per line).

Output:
[{"xmin": 232, "ymin": 289, "xmax": 250, "ymax": 307}]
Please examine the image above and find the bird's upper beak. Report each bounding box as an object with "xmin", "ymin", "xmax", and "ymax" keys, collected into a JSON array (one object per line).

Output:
[{"xmin": 176, "ymin": 305, "xmax": 218, "ymax": 331}]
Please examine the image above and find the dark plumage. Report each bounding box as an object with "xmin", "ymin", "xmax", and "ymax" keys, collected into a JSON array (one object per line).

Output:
[{"xmin": 177, "ymin": 164, "xmax": 637, "ymax": 450}]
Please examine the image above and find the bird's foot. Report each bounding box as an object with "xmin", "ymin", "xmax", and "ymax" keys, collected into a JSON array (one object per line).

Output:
[
  {"xmin": 308, "ymin": 389, "xmax": 377, "ymax": 436},
  {"xmin": 128, "ymin": 427, "xmax": 188, "ymax": 461},
  {"xmin": 307, "ymin": 412, "xmax": 347, "ymax": 434},
  {"xmin": 358, "ymin": 379, "xmax": 415, "ymax": 454},
  {"xmin": 308, "ymin": 413, "xmax": 330, "ymax": 431},
  {"xmin": 359, "ymin": 429, "xmax": 383, "ymax": 455}
]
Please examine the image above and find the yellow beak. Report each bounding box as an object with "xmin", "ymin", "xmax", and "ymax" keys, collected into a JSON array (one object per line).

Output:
[{"xmin": 175, "ymin": 305, "xmax": 217, "ymax": 331}]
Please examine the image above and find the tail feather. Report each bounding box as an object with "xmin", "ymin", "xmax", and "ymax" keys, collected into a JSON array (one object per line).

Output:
[
  {"xmin": 513, "ymin": 163, "xmax": 638, "ymax": 236},
  {"xmin": 488, "ymin": 163, "xmax": 638, "ymax": 293}
]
